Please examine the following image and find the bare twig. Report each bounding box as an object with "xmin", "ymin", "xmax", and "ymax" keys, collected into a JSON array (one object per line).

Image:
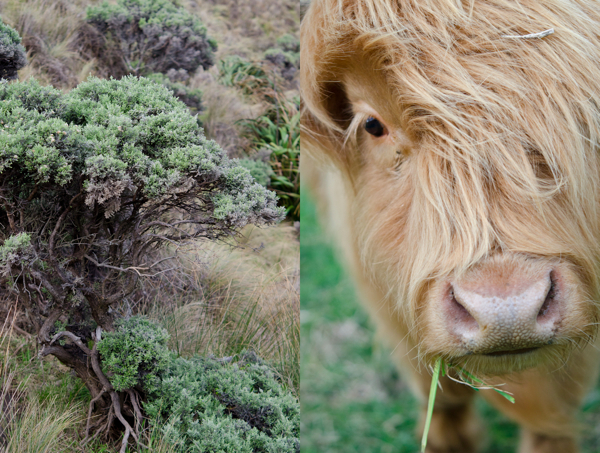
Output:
[
  {"xmin": 85, "ymin": 388, "xmax": 107, "ymax": 439},
  {"xmin": 126, "ymin": 389, "xmax": 144, "ymax": 435},
  {"xmin": 85, "ymin": 254, "xmax": 178, "ymax": 277},
  {"xmin": 49, "ymin": 330, "xmax": 92, "ymax": 355}
]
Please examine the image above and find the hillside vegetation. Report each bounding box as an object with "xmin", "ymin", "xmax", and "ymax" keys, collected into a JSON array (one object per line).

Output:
[{"xmin": 0, "ymin": 0, "xmax": 299, "ymax": 451}]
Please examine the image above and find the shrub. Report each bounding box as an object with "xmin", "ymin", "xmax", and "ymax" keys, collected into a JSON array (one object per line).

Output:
[
  {"xmin": 86, "ymin": 0, "xmax": 217, "ymax": 78},
  {"xmin": 0, "ymin": 20, "xmax": 26, "ymax": 81},
  {"xmin": 146, "ymin": 72, "xmax": 203, "ymax": 114},
  {"xmin": 97, "ymin": 316, "xmax": 171, "ymax": 393},
  {"xmin": 238, "ymin": 158, "xmax": 274, "ymax": 188},
  {"xmin": 97, "ymin": 317, "xmax": 299, "ymax": 452},
  {"xmin": 144, "ymin": 351, "xmax": 300, "ymax": 453},
  {"xmin": 0, "ymin": 75, "xmax": 283, "ymax": 443},
  {"xmin": 264, "ymin": 34, "xmax": 299, "ymax": 82}
]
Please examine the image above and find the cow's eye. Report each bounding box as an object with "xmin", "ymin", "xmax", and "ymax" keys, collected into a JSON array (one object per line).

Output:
[{"xmin": 364, "ymin": 116, "xmax": 386, "ymax": 137}]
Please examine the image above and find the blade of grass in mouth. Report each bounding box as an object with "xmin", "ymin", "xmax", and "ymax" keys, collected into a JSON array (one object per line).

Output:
[
  {"xmin": 421, "ymin": 358, "xmax": 442, "ymax": 453},
  {"xmin": 421, "ymin": 358, "xmax": 515, "ymax": 452}
]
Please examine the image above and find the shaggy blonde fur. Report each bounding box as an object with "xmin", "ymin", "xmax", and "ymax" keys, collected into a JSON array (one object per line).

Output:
[{"xmin": 302, "ymin": 0, "xmax": 600, "ymax": 451}]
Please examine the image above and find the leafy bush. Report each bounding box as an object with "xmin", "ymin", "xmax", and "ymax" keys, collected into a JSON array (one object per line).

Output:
[
  {"xmin": 97, "ymin": 316, "xmax": 171, "ymax": 393},
  {"xmin": 0, "ymin": 20, "xmax": 26, "ymax": 80},
  {"xmin": 0, "ymin": 75, "xmax": 283, "ymax": 429},
  {"xmin": 145, "ymin": 351, "xmax": 300, "ymax": 453},
  {"xmin": 86, "ymin": 0, "xmax": 217, "ymax": 78},
  {"xmin": 264, "ymin": 34, "xmax": 299, "ymax": 82},
  {"xmin": 97, "ymin": 317, "xmax": 299, "ymax": 452},
  {"xmin": 146, "ymin": 72, "xmax": 204, "ymax": 113},
  {"xmin": 238, "ymin": 158, "xmax": 274, "ymax": 188}
]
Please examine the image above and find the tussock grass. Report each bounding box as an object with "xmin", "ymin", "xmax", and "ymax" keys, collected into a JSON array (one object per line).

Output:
[
  {"xmin": 0, "ymin": 0, "xmax": 97, "ymax": 87},
  {"xmin": 0, "ymin": 307, "xmax": 83, "ymax": 453},
  {"xmin": 135, "ymin": 421, "xmax": 180, "ymax": 453},
  {"xmin": 194, "ymin": 77, "xmax": 261, "ymax": 156},
  {"xmin": 185, "ymin": 0, "xmax": 299, "ymax": 61},
  {"xmin": 1, "ymin": 398, "xmax": 82, "ymax": 453}
]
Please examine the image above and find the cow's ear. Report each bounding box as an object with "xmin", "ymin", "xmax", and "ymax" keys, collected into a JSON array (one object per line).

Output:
[
  {"xmin": 300, "ymin": 79, "xmax": 353, "ymax": 165},
  {"xmin": 314, "ymin": 80, "xmax": 354, "ymax": 133},
  {"xmin": 300, "ymin": 1, "xmax": 354, "ymax": 166}
]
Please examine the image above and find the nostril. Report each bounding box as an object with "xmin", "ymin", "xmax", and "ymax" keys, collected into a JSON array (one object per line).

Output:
[
  {"xmin": 451, "ymin": 289, "xmax": 468, "ymax": 316},
  {"xmin": 448, "ymin": 287, "xmax": 479, "ymax": 330},
  {"xmin": 537, "ymin": 272, "xmax": 557, "ymax": 321}
]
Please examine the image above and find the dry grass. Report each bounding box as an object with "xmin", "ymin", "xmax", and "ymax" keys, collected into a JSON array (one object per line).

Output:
[
  {"xmin": 141, "ymin": 223, "xmax": 300, "ymax": 392},
  {"xmin": 0, "ymin": 0, "xmax": 98, "ymax": 88},
  {"xmin": 0, "ymin": 399, "xmax": 82, "ymax": 453},
  {"xmin": 0, "ymin": 307, "xmax": 83, "ymax": 453},
  {"xmin": 185, "ymin": 0, "xmax": 299, "ymax": 60},
  {"xmin": 192, "ymin": 73, "xmax": 262, "ymax": 156}
]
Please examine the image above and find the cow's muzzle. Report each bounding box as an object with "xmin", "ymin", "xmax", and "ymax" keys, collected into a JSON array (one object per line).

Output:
[{"xmin": 444, "ymin": 265, "xmax": 561, "ymax": 354}]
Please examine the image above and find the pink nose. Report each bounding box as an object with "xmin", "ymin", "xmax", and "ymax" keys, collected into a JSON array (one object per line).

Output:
[{"xmin": 446, "ymin": 270, "xmax": 560, "ymax": 353}]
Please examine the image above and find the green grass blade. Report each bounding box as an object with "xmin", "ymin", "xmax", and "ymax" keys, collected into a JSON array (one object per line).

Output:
[
  {"xmin": 493, "ymin": 388, "xmax": 516, "ymax": 403},
  {"xmin": 453, "ymin": 365, "xmax": 514, "ymax": 403},
  {"xmin": 421, "ymin": 358, "xmax": 442, "ymax": 453}
]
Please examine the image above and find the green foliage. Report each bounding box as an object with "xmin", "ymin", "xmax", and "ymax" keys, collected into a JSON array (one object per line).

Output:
[
  {"xmin": 0, "ymin": 232, "xmax": 31, "ymax": 262},
  {"xmin": 0, "ymin": 20, "xmax": 26, "ymax": 81},
  {"xmin": 97, "ymin": 317, "xmax": 299, "ymax": 452},
  {"xmin": 0, "ymin": 232, "xmax": 33, "ymax": 277},
  {"xmin": 218, "ymin": 56, "xmax": 271, "ymax": 95},
  {"xmin": 87, "ymin": 0, "xmax": 217, "ymax": 78},
  {"xmin": 264, "ymin": 34, "xmax": 299, "ymax": 81},
  {"xmin": 0, "ymin": 76, "xmax": 282, "ymax": 223},
  {"xmin": 238, "ymin": 158, "xmax": 274, "ymax": 188},
  {"xmin": 240, "ymin": 96, "xmax": 300, "ymax": 220},
  {"xmin": 146, "ymin": 72, "xmax": 203, "ymax": 113},
  {"xmin": 98, "ymin": 316, "xmax": 171, "ymax": 392},
  {"xmin": 145, "ymin": 351, "xmax": 300, "ymax": 453}
]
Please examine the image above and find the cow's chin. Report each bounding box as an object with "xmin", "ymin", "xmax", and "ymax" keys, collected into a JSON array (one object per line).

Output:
[
  {"xmin": 442, "ymin": 342, "xmax": 575, "ymax": 377},
  {"xmin": 416, "ymin": 328, "xmax": 593, "ymax": 377}
]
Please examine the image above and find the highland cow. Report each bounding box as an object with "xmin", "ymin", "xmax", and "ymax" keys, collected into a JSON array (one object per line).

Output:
[{"xmin": 301, "ymin": 0, "xmax": 600, "ymax": 451}]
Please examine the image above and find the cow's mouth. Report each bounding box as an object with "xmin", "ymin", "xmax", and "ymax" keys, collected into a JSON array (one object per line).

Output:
[{"xmin": 483, "ymin": 347, "xmax": 540, "ymax": 357}]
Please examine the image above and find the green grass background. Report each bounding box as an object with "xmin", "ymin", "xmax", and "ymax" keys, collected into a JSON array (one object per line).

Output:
[{"xmin": 300, "ymin": 188, "xmax": 600, "ymax": 453}]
